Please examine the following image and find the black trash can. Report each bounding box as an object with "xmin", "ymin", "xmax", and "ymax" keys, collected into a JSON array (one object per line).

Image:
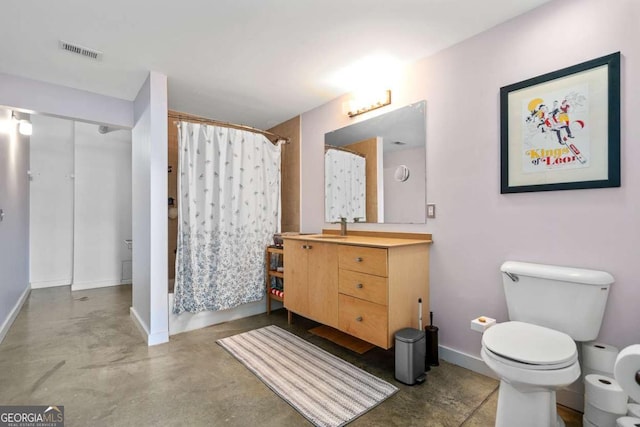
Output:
[{"xmin": 395, "ymin": 328, "xmax": 426, "ymax": 385}]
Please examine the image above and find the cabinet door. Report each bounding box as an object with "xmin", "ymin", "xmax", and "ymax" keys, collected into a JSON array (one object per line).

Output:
[
  {"xmin": 307, "ymin": 241, "xmax": 339, "ymax": 328},
  {"xmin": 283, "ymin": 240, "xmax": 309, "ymax": 315}
]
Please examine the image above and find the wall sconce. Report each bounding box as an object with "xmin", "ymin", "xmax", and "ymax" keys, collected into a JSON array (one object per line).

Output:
[
  {"xmin": 18, "ymin": 120, "xmax": 33, "ymax": 136},
  {"xmin": 5, "ymin": 112, "xmax": 33, "ymax": 136},
  {"xmin": 347, "ymin": 90, "xmax": 391, "ymax": 118}
]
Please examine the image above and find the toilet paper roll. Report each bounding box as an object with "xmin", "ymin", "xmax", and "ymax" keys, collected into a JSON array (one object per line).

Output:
[
  {"xmin": 615, "ymin": 345, "xmax": 640, "ymax": 404},
  {"xmin": 585, "ymin": 374, "xmax": 629, "ymax": 414},
  {"xmin": 585, "ymin": 401, "xmax": 625, "ymax": 427},
  {"xmin": 628, "ymin": 403, "xmax": 640, "ymax": 418},
  {"xmin": 584, "ymin": 342, "xmax": 620, "ymax": 373},
  {"xmin": 583, "ymin": 414, "xmax": 598, "ymax": 427},
  {"xmin": 616, "ymin": 416, "xmax": 640, "ymax": 427},
  {"xmin": 584, "ymin": 367, "xmax": 615, "ymax": 379}
]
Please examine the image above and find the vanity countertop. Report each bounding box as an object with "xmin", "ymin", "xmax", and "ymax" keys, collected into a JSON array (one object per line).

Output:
[{"xmin": 282, "ymin": 231, "xmax": 432, "ymax": 248}]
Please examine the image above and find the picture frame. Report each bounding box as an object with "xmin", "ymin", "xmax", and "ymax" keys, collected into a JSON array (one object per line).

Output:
[{"xmin": 500, "ymin": 52, "xmax": 620, "ymax": 194}]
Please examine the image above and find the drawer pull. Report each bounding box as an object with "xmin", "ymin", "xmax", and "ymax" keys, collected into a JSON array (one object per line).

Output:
[
  {"xmin": 355, "ymin": 316, "xmax": 363, "ymax": 322},
  {"xmin": 301, "ymin": 244, "xmax": 313, "ymax": 250},
  {"xmin": 356, "ymin": 283, "xmax": 363, "ymax": 289},
  {"xmin": 355, "ymin": 257, "xmax": 363, "ymax": 262}
]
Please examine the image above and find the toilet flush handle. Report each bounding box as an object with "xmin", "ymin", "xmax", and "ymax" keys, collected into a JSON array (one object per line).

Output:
[{"xmin": 505, "ymin": 272, "xmax": 519, "ymax": 282}]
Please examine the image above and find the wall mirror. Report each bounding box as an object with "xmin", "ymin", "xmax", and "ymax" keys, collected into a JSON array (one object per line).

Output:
[{"xmin": 324, "ymin": 100, "xmax": 426, "ymax": 224}]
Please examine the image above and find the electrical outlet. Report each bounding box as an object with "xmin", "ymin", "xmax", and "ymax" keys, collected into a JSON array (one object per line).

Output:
[{"xmin": 426, "ymin": 203, "xmax": 436, "ymax": 218}]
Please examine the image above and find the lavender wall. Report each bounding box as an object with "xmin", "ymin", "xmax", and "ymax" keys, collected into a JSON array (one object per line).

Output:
[
  {"xmin": 0, "ymin": 73, "xmax": 133, "ymax": 129},
  {"xmin": 301, "ymin": 0, "xmax": 640, "ymax": 359},
  {"xmin": 0, "ymin": 109, "xmax": 30, "ymax": 343}
]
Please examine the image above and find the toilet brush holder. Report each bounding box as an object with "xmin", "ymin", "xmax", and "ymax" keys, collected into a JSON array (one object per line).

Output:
[{"xmin": 425, "ymin": 311, "xmax": 439, "ymax": 367}]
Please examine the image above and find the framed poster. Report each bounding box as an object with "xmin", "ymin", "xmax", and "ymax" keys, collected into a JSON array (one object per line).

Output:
[{"xmin": 500, "ymin": 52, "xmax": 620, "ymax": 193}]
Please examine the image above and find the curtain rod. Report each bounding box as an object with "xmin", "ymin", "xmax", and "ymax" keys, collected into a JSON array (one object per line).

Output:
[
  {"xmin": 168, "ymin": 111, "xmax": 290, "ymax": 145},
  {"xmin": 325, "ymin": 144, "xmax": 365, "ymax": 158}
]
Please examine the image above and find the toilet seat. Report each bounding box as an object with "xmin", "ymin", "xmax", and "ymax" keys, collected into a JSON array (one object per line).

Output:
[{"xmin": 482, "ymin": 321, "xmax": 577, "ymax": 370}]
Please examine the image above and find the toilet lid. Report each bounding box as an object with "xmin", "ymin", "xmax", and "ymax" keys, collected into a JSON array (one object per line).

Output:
[{"xmin": 482, "ymin": 321, "xmax": 577, "ymax": 366}]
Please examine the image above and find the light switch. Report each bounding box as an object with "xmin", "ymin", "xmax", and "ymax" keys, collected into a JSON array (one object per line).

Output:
[{"xmin": 426, "ymin": 203, "xmax": 436, "ymax": 218}]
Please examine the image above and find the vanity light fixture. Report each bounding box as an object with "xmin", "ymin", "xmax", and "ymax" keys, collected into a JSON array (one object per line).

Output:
[{"xmin": 347, "ymin": 89, "xmax": 391, "ymax": 118}]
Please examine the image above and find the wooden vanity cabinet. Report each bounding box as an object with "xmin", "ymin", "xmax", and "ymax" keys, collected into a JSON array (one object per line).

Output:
[
  {"xmin": 283, "ymin": 240, "xmax": 338, "ymax": 328},
  {"xmin": 284, "ymin": 233, "xmax": 431, "ymax": 350}
]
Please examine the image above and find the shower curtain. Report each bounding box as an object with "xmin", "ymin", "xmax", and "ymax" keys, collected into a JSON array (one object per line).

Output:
[
  {"xmin": 173, "ymin": 122, "xmax": 281, "ymax": 314},
  {"xmin": 324, "ymin": 148, "xmax": 366, "ymax": 222}
]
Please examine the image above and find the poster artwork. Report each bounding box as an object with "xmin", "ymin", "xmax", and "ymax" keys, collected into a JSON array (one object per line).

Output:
[{"xmin": 522, "ymin": 84, "xmax": 589, "ymax": 173}]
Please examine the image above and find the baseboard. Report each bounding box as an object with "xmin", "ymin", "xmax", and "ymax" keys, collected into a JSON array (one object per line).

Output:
[
  {"xmin": 30, "ymin": 279, "xmax": 70, "ymax": 289},
  {"xmin": 557, "ymin": 387, "xmax": 584, "ymax": 412},
  {"xmin": 168, "ymin": 293, "xmax": 267, "ymax": 336},
  {"xmin": 440, "ymin": 344, "xmax": 583, "ymax": 411},
  {"xmin": 130, "ymin": 306, "xmax": 150, "ymax": 343},
  {"xmin": 129, "ymin": 306, "xmax": 169, "ymax": 346},
  {"xmin": 71, "ymin": 280, "xmax": 126, "ymax": 291},
  {"xmin": 148, "ymin": 330, "xmax": 169, "ymax": 346},
  {"xmin": 439, "ymin": 344, "xmax": 498, "ymax": 380},
  {"xmin": 0, "ymin": 285, "xmax": 30, "ymax": 344}
]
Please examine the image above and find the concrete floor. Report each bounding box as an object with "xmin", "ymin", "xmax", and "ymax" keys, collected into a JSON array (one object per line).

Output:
[{"xmin": 0, "ymin": 285, "xmax": 582, "ymax": 426}]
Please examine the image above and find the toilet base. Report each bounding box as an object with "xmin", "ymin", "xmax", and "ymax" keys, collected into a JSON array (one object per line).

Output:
[{"xmin": 495, "ymin": 380, "xmax": 565, "ymax": 427}]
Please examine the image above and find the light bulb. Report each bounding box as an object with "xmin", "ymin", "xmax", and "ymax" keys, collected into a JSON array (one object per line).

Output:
[{"xmin": 18, "ymin": 120, "xmax": 32, "ymax": 136}]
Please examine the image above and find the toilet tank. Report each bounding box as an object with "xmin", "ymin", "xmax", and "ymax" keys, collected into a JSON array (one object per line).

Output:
[{"xmin": 501, "ymin": 261, "xmax": 614, "ymax": 342}]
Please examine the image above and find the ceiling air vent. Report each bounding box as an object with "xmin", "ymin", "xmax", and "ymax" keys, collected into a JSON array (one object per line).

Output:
[{"xmin": 58, "ymin": 40, "xmax": 103, "ymax": 60}]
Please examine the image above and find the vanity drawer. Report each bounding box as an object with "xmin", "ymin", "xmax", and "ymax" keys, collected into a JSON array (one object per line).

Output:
[
  {"xmin": 338, "ymin": 294, "xmax": 388, "ymax": 348},
  {"xmin": 338, "ymin": 245, "xmax": 388, "ymax": 277},
  {"xmin": 339, "ymin": 269, "xmax": 388, "ymax": 306}
]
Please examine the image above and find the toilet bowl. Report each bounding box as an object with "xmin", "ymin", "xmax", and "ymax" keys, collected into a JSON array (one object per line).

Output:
[
  {"xmin": 481, "ymin": 321, "xmax": 580, "ymax": 427},
  {"xmin": 483, "ymin": 262, "xmax": 614, "ymax": 427}
]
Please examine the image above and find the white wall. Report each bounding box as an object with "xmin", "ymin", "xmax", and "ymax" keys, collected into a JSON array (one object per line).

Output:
[
  {"xmin": 131, "ymin": 71, "xmax": 169, "ymax": 346},
  {"xmin": 0, "ymin": 109, "xmax": 30, "ymax": 343},
  {"xmin": 301, "ymin": 0, "xmax": 640, "ymax": 362},
  {"xmin": 28, "ymin": 117, "xmax": 132, "ymax": 291},
  {"xmin": 73, "ymin": 122, "xmax": 132, "ymax": 290},
  {"xmin": 29, "ymin": 115, "xmax": 74, "ymax": 288}
]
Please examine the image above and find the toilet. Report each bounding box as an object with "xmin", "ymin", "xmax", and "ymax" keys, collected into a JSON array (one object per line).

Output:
[{"xmin": 482, "ymin": 261, "xmax": 614, "ymax": 427}]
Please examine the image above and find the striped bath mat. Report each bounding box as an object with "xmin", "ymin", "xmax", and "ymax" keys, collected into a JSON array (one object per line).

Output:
[{"xmin": 217, "ymin": 325, "xmax": 398, "ymax": 427}]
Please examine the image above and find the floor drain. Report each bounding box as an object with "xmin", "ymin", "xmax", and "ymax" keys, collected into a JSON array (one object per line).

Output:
[{"xmin": 78, "ymin": 296, "xmax": 89, "ymax": 301}]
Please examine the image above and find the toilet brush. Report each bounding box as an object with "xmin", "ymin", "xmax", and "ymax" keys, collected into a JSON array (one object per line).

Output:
[{"xmin": 419, "ymin": 298, "xmax": 430, "ymax": 372}]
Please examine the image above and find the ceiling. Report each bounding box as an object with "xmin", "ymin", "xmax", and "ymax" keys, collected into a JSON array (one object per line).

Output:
[
  {"xmin": 326, "ymin": 101, "xmax": 425, "ymax": 153},
  {"xmin": 0, "ymin": 0, "xmax": 551, "ymax": 129}
]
